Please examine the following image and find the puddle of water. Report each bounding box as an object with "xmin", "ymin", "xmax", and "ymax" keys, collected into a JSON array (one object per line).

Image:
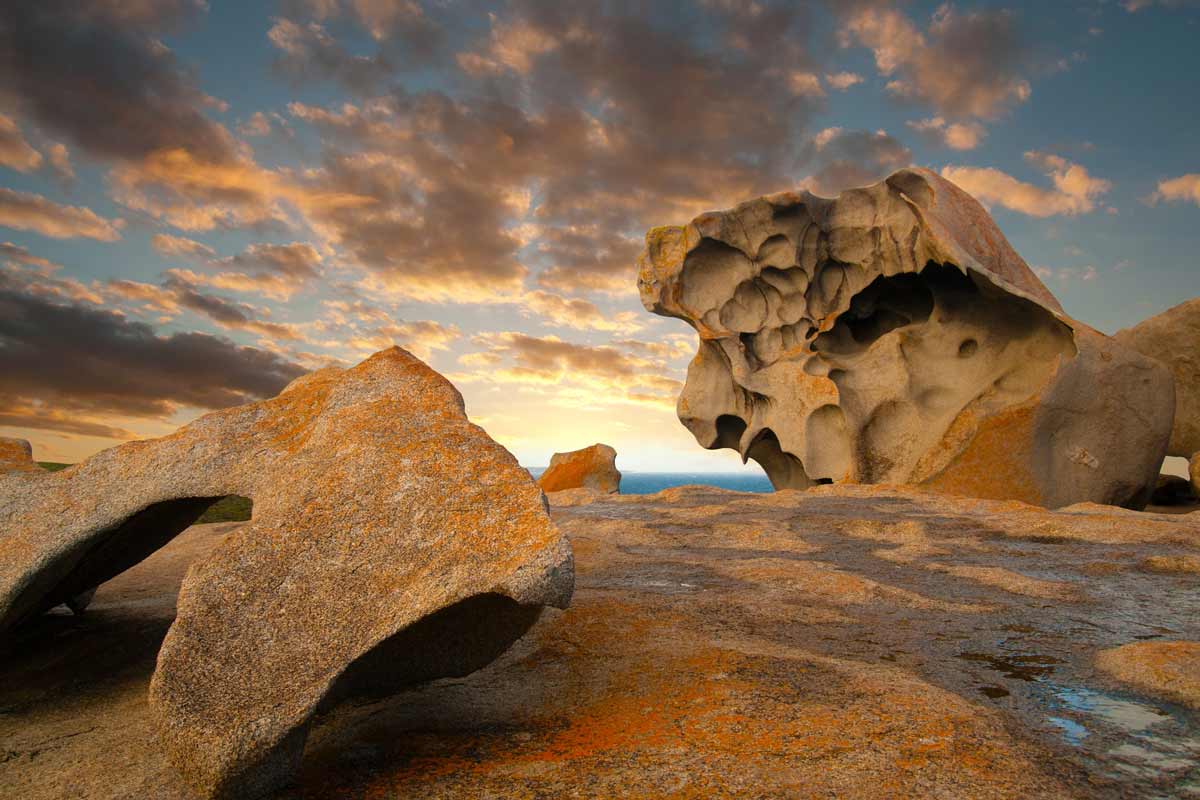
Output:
[
  {"xmin": 955, "ymin": 648, "xmax": 1200, "ymax": 790},
  {"xmin": 1053, "ymin": 686, "xmax": 1169, "ymax": 733},
  {"xmin": 1049, "ymin": 716, "xmax": 1089, "ymax": 745}
]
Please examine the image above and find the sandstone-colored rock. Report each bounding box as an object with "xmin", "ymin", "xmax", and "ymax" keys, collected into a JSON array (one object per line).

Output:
[
  {"xmin": 536, "ymin": 443, "xmax": 620, "ymax": 494},
  {"xmin": 1096, "ymin": 641, "xmax": 1200, "ymax": 711},
  {"xmin": 6, "ymin": 483, "xmax": 1200, "ymax": 798},
  {"xmin": 1140, "ymin": 554, "xmax": 1200, "ymax": 574},
  {"xmin": 638, "ymin": 167, "xmax": 1173, "ymax": 508},
  {"xmin": 0, "ymin": 347, "xmax": 573, "ymax": 799},
  {"xmin": 1114, "ymin": 298, "xmax": 1200, "ymax": 457},
  {"xmin": 1191, "ymin": 452, "xmax": 1200, "ymax": 497},
  {"xmin": 0, "ymin": 437, "xmax": 40, "ymax": 473}
]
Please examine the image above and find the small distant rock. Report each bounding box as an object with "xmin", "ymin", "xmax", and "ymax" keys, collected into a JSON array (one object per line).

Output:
[
  {"xmin": 0, "ymin": 347, "xmax": 574, "ymax": 799},
  {"xmin": 0, "ymin": 438, "xmax": 40, "ymax": 473},
  {"xmin": 537, "ymin": 443, "xmax": 620, "ymax": 494},
  {"xmin": 1096, "ymin": 641, "xmax": 1200, "ymax": 711}
]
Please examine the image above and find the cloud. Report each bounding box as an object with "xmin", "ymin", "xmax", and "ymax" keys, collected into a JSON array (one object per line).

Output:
[
  {"xmin": 800, "ymin": 128, "xmax": 912, "ymax": 196},
  {"xmin": 825, "ymin": 71, "xmax": 864, "ymax": 90},
  {"xmin": 152, "ymin": 233, "xmax": 217, "ymax": 259},
  {"xmin": 841, "ymin": 3, "xmax": 1031, "ymax": 119},
  {"xmin": 787, "ymin": 72, "xmax": 825, "ymax": 97},
  {"xmin": 153, "ymin": 241, "xmax": 324, "ymax": 300},
  {"xmin": 0, "ymin": 113, "xmax": 43, "ymax": 172},
  {"xmin": 0, "ymin": 274, "xmax": 306, "ymax": 439},
  {"xmin": 344, "ymin": 319, "xmax": 460, "ymax": 360},
  {"xmin": 1032, "ymin": 264, "xmax": 1098, "ymax": 283},
  {"xmin": 1149, "ymin": 173, "xmax": 1200, "ymax": 206},
  {"xmin": 45, "ymin": 142, "xmax": 74, "ymax": 182},
  {"xmin": 1, "ymin": 244, "xmax": 104, "ymax": 304},
  {"xmin": 519, "ymin": 290, "xmax": 643, "ymax": 333},
  {"xmin": 268, "ymin": 18, "xmax": 393, "ymax": 92},
  {"xmin": 941, "ymin": 152, "xmax": 1112, "ymax": 217},
  {"xmin": 283, "ymin": 2, "xmax": 828, "ymax": 301},
  {"xmin": 215, "ymin": 242, "xmax": 322, "ymax": 279},
  {"xmin": 456, "ymin": 331, "xmax": 681, "ymax": 409},
  {"xmin": 0, "ymin": 188, "xmax": 123, "ymax": 240},
  {"xmin": 1123, "ymin": 0, "xmax": 1200, "ymax": 10},
  {"xmin": 0, "ymin": 241, "xmax": 58, "ymax": 272},
  {"xmin": 107, "ymin": 271, "xmax": 305, "ymax": 341},
  {"xmin": 906, "ymin": 116, "xmax": 985, "ymax": 150},
  {"xmin": 0, "ymin": 1, "xmax": 235, "ymax": 166}
]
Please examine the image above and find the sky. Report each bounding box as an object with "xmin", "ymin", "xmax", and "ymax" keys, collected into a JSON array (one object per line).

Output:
[{"xmin": 1, "ymin": 0, "xmax": 1199, "ymax": 473}]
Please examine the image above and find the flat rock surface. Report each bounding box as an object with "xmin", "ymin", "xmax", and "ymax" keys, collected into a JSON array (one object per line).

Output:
[{"xmin": 4, "ymin": 486, "xmax": 1200, "ymax": 799}]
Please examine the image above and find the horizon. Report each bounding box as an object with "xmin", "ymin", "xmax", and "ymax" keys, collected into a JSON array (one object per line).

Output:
[{"xmin": 2, "ymin": 1, "xmax": 1199, "ymax": 473}]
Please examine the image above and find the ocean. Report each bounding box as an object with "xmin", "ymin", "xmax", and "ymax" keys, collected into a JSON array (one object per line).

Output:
[{"xmin": 526, "ymin": 468, "xmax": 773, "ymax": 494}]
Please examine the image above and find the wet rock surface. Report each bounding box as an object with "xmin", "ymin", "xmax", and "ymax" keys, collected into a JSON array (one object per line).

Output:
[
  {"xmin": 637, "ymin": 168, "xmax": 1173, "ymax": 508},
  {"xmin": 3, "ymin": 485, "xmax": 1199, "ymax": 798}
]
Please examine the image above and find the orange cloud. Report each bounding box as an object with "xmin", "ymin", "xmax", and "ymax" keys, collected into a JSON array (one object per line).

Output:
[{"xmin": 0, "ymin": 188, "xmax": 123, "ymax": 241}]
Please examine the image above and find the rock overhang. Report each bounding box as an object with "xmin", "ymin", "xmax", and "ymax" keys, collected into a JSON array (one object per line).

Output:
[{"xmin": 637, "ymin": 168, "xmax": 1173, "ymax": 508}]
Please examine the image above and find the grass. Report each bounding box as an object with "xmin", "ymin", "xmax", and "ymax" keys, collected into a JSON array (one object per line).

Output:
[
  {"xmin": 196, "ymin": 496, "xmax": 253, "ymax": 524},
  {"xmin": 35, "ymin": 462, "xmax": 252, "ymax": 523}
]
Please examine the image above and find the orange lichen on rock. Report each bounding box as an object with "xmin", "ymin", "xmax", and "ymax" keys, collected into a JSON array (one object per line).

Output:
[
  {"xmin": 536, "ymin": 443, "xmax": 621, "ymax": 494},
  {"xmin": 0, "ymin": 347, "xmax": 574, "ymax": 800},
  {"xmin": 0, "ymin": 437, "xmax": 41, "ymax": 473},
  {"xmin": 1096, "ymin": 641, "xmax": 1200, "ymax": 710}
]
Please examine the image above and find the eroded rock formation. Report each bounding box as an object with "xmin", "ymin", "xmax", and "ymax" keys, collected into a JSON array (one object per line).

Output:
[
  {"xmin": 537, "ymin": 443, "xmax": 621, "ymax": 494},
  {"xmin": 0, "ymin": 347, "xmax": 573, "ymax": 799},
  {"xmin": 1114, "ymin": 298, "xmax": 1200, "ymax": 458},
  {"xmin": 638, "ymin": 167, "xmax": 1173, "ymax": 508}
]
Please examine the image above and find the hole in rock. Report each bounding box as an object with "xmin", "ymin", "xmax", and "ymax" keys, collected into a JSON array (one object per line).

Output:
[
  {"xmin": 958, "ymin": 338, "xmax": 978, "ymax": 358},
  {"xmin": 744, "ymin": 428, "xmax": 811, "ymax": 490},
  {"xmin": 10, "ymin": 496, "xmax": 240, "ymax": 628},
  {"xmin": 714, "ymin": 415, "xmax": 748, "ymax": 450}
]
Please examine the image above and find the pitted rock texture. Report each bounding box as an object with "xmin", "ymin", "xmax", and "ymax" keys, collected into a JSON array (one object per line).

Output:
[
  {"xmin": 0, "ymin": 347, "xmax": 574, "ymax": 799},
  {"xmin": 536, "ymin": 443, "xmax": 621, "ymax": 494},
  {"xmin": 0, "ymin": 437, "xmax": 40, "ymax": 473},
  {"xmin": 638, "ymin": 167, "xmax": 1173, "ymax": 508},
  {"xmin": 1114, "ymin": 298, "xmax": 1200, "ymax": 457}
]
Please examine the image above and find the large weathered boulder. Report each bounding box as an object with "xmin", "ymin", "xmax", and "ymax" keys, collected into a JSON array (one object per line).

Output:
[
  {"xmin": 536, "ymin": 443, "xmax": 621, "ymax": 494},
  {"xmin": 638, "ymin": 167, "xmax": 1173, "ymax": 508},
  {"xmin": 0, "ymin": 347, "xmax": 573, "ymax": 799},
  {"xmin": 1114, "ymin": 298, "xmax": 1200, "ymax": 458}
]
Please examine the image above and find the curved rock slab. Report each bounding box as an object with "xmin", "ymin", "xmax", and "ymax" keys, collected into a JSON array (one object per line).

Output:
[
  {"xmin": 1114, "ymin": 297, "xmax": 1200, "ymax": 457},
  {"xmin": 0, "ymin": 347, "xmax": 573, "ymax": 798},
  {"xmin": 638, "ymin": 167, "xmax": 1173, "ymax": 508},
  {"xmin": 536, "ymin": 443, "xmax": 621, "ymax": 494}
]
